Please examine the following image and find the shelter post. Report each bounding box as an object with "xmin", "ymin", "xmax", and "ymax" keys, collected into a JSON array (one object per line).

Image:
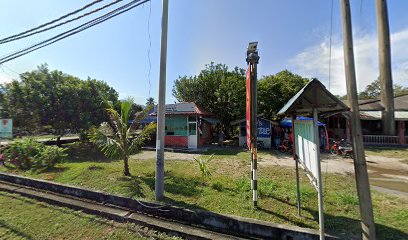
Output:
[
  {"xmin": 313, "ymin": 108, "xmax": 325, "ymax": 240},
  {"xmin": 291, "ymin": 114, "xmax": 301, "ymax": 216}
]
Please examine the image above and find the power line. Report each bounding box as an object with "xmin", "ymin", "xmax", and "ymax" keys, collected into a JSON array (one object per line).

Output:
[
  {"xmin": 328, "ymin": 0, "xmax": 334, "ymax": 91},
  {"xmin": 0, "ymin": 0, "xmax": 125, "ymax": 44},
  {"xmin": 0, "ymin": 0, "xmax": 104, "ymax": 43},
  {"xmin": 0, "ymin": 0, "xmax": 150, "ymax": 65},
  {"xmin": 147, "ymin": 0, "xmax": 152, "ymax": 97}
]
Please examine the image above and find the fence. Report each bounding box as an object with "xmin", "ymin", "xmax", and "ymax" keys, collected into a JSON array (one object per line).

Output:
[{"xmin": 363, "ymin": 135, "xmax": 401, "ymax": 145}]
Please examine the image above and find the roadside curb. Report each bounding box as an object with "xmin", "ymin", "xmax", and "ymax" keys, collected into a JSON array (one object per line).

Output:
[{"xmin": 0, "ymin": 171, "xmax": 337, "ymax": 240}]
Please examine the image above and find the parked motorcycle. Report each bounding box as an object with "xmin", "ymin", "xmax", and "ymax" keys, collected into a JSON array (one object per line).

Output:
[
  {"xmin": 330, "ymin": 139, "xmax": 353, "ymax": 158},
  {"xmin": 278, "ymin": 139, "xmax": 293, "ymax": 154}
]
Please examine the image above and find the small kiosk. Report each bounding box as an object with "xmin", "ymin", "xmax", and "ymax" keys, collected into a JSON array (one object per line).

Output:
[{"xmin": 150, "ymin": 103, "xmax": 219, "ymax": 149}]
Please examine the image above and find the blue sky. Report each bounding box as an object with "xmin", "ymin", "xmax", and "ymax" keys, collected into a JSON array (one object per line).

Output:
[{"xmin": 1, "ymin": 0, "xmax": 407, "ymax": 104}]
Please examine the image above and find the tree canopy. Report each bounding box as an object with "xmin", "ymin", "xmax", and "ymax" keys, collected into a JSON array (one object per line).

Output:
[
  {"xmin": 339, "ymin": 78, "xmax": 408, "ymax": 100},
  {"xmin": 0, "ymin": 64, "xmax": 119, "ymax": 133},
  {"xmin": 172, "ymin": 63, "xmax": 310, "ymax": 137}
]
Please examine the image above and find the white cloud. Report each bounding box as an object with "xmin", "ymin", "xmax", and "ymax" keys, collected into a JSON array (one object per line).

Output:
[
  {"xmin": 0, "ymin": 73, "xmax": 13, "ymax": 84},
  {"xmin": 289, "ymin": 27, "xmax": 408, "ymax": 95}
]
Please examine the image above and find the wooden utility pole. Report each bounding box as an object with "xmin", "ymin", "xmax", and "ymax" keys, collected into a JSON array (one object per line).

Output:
[
  {"xmin": 340, "ymin": 1, "xmax": 376, "ymax": 239},
  {"xmin": 155, "ymin": 0, "xmax": 169, "ymax": 201},
  {"xmin": 375, "ymin": 0, "xmax": 395, "ymax": 136}
]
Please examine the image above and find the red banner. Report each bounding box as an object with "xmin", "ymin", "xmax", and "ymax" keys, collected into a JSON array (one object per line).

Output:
[{"xmin": 246, "ymin": 65, "xmax": 251, "ymax": 150}]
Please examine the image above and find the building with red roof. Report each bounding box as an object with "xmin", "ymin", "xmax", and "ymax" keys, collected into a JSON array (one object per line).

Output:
[{"xmin": 150, "ymin": 102, "xmax": 219, "ymax": 149}]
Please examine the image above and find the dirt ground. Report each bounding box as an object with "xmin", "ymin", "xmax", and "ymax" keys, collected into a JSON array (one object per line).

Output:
[{"xmin": 133, "ymin": 149, "xmax": 408, "ymax": 198}]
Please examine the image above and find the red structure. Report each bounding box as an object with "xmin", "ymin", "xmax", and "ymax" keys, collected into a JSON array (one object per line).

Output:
[
  {"xmin": 151, "ymin": 103, "xmax": 219, "ymax": 149},
  {"xmin": 324, "ymin": 94, "xmax": 408, "ymax": 145}
]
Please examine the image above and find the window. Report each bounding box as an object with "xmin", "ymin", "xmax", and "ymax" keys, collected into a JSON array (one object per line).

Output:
[
  {"xmin": 189, "ymin": 122, "xmax": 197, "ymax": 135},
  {"xmin": 165, "ymin": 116, "xmax": 187, "ymax": 136}
]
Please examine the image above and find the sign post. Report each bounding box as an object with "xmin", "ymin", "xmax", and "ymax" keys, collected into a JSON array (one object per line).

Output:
[
  {"xmin": 246, "ymin": 42, "xmax": 260, "ymax": 208},
  {"xmin": 0, "ymin": 119, "xmax": 13, "ymax": 154}
]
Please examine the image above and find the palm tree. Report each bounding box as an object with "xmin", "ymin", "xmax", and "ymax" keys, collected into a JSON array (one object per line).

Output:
[
  {"xmin": 90, "ymin": 98, "xmax": 156, "ymax": 176},
  {"xmin": 146, "ymin": 97, "xmax": 155, "ymax": 107}
]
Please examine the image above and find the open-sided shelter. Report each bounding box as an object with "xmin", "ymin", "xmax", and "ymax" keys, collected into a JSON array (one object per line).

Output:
[{"xmin": 278, "ymin": 79, "xmax": 349, "ymax": 239}]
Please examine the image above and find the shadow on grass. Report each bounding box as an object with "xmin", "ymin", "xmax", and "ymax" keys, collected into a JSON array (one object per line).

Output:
[
  {"xmin": 0, "ymin": 220, "xmax": 33, "ymax": 240},
  {"xmin": 116, "ymin": 175, "xmax": 146, "ymax": 198},
  {"xmin": 203, "ymin": 148, "xmax": 242, "ymax": 156},
  {"xmin": 138, "ymin": 171, "xmax": 203, "ymax": 198},
  {"xmin": 63, "ymin": 143, "xmax": 120, "ymax": 163}
]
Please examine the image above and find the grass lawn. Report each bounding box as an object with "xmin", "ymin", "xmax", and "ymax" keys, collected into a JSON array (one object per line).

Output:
[
  {"xmin": 1, "ymin": 143, "xmax": 407, "ymax": 240},
  {"xmin": 0, "ymin": 191, "xmax": 179, "ymax": 240}
]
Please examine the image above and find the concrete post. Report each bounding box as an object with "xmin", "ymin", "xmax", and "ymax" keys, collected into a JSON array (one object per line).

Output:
[
  {"xmin": 155, "ymin": 0, "xmax": 169, "ymax": 201},
  {"xmin": 340, "ymin": 1, "xmax": 377, "ymax": 239},
  {"xmin": 375, "ymin": 0, "xmax": 395, "ymax": 136}
]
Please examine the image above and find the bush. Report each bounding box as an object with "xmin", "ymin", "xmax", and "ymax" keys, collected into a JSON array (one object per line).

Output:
[
  {"xmin": 35, "ymin": 145, "xmax": 68, "ymax": 169},
  {"xmin": 3, "ymin": 138, "xmax": 67, "ymax": 170},
  {"xmin": 193, "ymin": 154, "xmax": 214, "ymax": 181}
]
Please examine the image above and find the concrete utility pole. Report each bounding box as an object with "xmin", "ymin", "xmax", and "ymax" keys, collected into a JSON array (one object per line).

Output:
[
  {"xmin": 155, "ymin": 0, "xmax": 169, "ymax": 201},
  {"xmin": 340, "ymin": 1, "xmax": 376, "ymax": 239},
  {"xmin": 375, "ymin": 0, "xmax": 395, "ymax": 136}
]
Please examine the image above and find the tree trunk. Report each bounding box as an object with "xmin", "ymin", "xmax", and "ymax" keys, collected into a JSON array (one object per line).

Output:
[
  {"xmin": 56, "ymin": 135, "xmax": 61, "ymax": 147},
  {"xmin": 123, "ymin": 155, "xmax": 130, "ymax": 176}
]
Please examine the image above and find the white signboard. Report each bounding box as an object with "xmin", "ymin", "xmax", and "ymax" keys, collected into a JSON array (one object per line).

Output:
[
  {"xmin": 294, "ymin": 120, "xmax": 318, "ymax": 180},
  {"xmin": 0, "ymin": 119, "xmax": 13, "ymax": 139},
  {"xmin": 165, "ymin": 103, "xmax": 195, "ymax": 113}
]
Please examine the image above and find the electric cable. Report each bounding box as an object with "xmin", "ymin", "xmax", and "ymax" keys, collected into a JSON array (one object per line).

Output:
[
  {"xmin": 328, "ymin": 0, "xmax": 334, "ymax": 91},
  {"xmin": 0, "ymin": 0, "xmax": 104, "ymax": 43},
  {"xmin": 0, "ymin": 0, "xmax": 124, "ymax": 44},
  {"xmin": 0, "ymin": 0, "xmax": 150, "ymax": 65},
  {"xmin": 147, "ymin": 0, "xmax": 152, "ymax": 98}
]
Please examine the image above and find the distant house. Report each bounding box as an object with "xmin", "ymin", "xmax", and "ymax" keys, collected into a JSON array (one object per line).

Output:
[
  {"xmin": 324, "ymin": 94, "xmax": 408, "ymax": 145},
  {"xmin": 148, "ymin": 103, "xmax": 219, "ymax": 149}
]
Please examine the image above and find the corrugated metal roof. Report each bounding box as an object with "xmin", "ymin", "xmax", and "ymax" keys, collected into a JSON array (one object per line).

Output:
[
  {"xmin": 360, "ymin": 111, "xmax": 408, "ymax": 120},
  {"xmin": 278, "ymin": 79, "xmax": 349, "ymax": 115},
  {"xmin": 342, "ymin": 94, "xmax": 408, "ymax": 111},
  {"xmin": 150, "ymin": 102, "xmax": 215, "ymax": 117}
]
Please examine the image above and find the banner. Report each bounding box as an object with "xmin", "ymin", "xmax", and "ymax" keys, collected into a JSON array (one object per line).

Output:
[
  {"xmin": 0, "ymin": 119, "xmax": 13, "ymax": 139},
  {"xmin": 246, "ymin": 65, "xmax": 251, "ymax": 149},
  {"xmin": 294, "ymin": 120, "xmax": 318, "ymax": 179}
]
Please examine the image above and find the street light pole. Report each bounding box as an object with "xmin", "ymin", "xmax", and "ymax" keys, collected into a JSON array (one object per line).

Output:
[{"xmin": 155, "ymin": 0, "xmax": 169, "ymax": 201}]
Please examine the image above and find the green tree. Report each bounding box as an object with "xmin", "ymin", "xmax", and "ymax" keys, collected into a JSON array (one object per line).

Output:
[
  {"xmin": 145, "ymin": 97, "xmax": 155, "ymax": 107},
  {"xmin": 89, "ymin": 98, "xmax": 156, "ymax": 176},
  {"xmin": 258, "ymin": 70, "xmax": 309, "ymax": 118},
  {"xmin": 0, "ymin": 64, "xmax": 119, "ymax": 134},
  {"xmin": 172, "ymin": 64, "xmax": 310, "ymax": 136},
  {"xmin": 358, "ymin": 78, "xmax": 408, "ymax": 99},
  {"xmin": 172, "ymin": 63, "xmax": 246, "ymax": 137}
]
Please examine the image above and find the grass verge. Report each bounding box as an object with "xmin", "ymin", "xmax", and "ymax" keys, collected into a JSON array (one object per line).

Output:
[
  {"xmin": 0, "ymin": 191, "xmax": 179, "ymax": 240},
  {"xmin": 1, "ymin": 143, "xmax": 407, "ymax": 240}
]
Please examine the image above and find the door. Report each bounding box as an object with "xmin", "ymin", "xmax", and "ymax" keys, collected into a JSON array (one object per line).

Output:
[{"xmin": 188, "ymin": 122, "xmax": 198, "ymax": 148}]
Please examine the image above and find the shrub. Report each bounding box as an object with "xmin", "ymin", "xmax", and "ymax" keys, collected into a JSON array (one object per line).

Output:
[
  {"xmin": 35, "ymin": 145, "xmax": 67, "ymax": 169},
  {"xmin": 3, "ymin": 138, "xmax": 67, "ymax": 170},
  {"xmin": 193, "ymin": 154, "xmax": 214, "ymax": 181},
  {"xmin": 3, "ymin": 138, "xmax": 42, "ymax": 170}
]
